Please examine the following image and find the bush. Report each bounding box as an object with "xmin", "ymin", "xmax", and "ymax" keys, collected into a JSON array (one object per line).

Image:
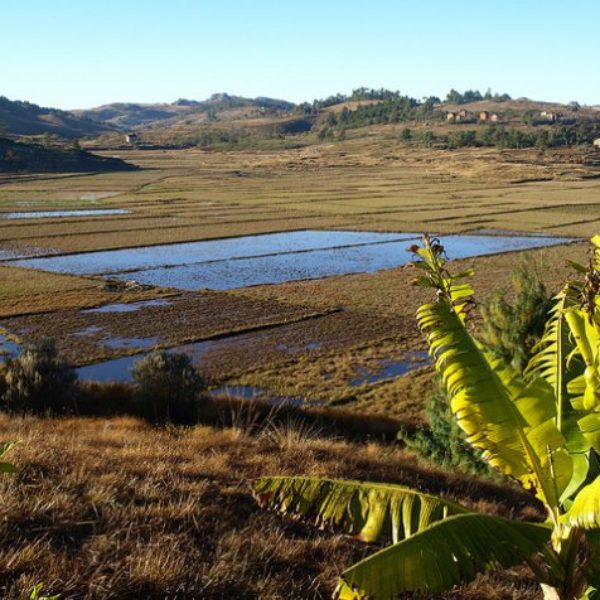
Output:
[
  {"xmin": 478, "ymin": 260, "xmax": 551, "ymax": 373},
  {"xmin": 399, "ymin": 380, "xmax": 493, "ymax": 477},
  {"xmin": 131, "ymin": 351, "xmax": 205, "ymax": 423},
  {"xmin": 2, "ymin": 339, "xmax": 77, "ymax": 414}
]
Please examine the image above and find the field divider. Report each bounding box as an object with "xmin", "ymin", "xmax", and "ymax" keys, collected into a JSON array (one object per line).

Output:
[{"xmin": 75, "ymin": 307, "xmax": 343, "ymax": 368}]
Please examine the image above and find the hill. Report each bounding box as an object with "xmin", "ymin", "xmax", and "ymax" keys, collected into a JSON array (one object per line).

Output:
[
  {"xmin": 0, "ymin": 137, "xmax": 138, "ymax": 172},
  {"xmin": 0, "ymin": 96, "xmax": 115, "ymax": 138},
  {"xmin": 75, "ymin": 93, "xmax": 296, "ymax": 129}
]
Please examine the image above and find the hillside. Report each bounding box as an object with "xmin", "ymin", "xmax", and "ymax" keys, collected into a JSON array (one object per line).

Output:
[
  {"xmin": 0, "ymin": 137, "xmax": 138, "ymax": 172},
  {"xmin": 74, "ymin": 93, "xmax": 296, "ymax": 129},
  {"xmin": 0, "ymin": 96, "xmax": 114, "ymax": 138}
]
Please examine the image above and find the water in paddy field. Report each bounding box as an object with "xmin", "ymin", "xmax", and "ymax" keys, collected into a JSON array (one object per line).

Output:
[
  {"xmin": 83, "ymin": 299, "xmax": 172, "ymax": 314},
  {"xmin": 102, "ymin": 336, "xmax": 160, "ymax": 350},
  {"xmin": 0, "ymin": 333, "xmax": 20, "ymax": 359},
  {"xmin": 77, "ymin": 354, "xmax": 138, "ymax": 383},
  {"xmin": 8, "ymin": 230, "xmax": 572, "ymax": 291},
  {"xmin": 76, "ymin": 334, "xmax": 256, "ymax": 383},
  {"xmin": 350, "ymin": 351, "xmax": 430, "ymax": 386},
  {"xmin": 0, "ymin": 209, "xmax": 129, "ymax": 219}
]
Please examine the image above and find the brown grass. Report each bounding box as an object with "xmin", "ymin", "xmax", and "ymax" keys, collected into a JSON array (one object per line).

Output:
[
  {"xmin": 0, "ymin": 414, "xmax": 543, "ymax": 599},
  {"xmin": 1, "ymin": 139, "xmax": 598, "ymax": 257},
  {"xmin": 0, "ymin": 265, "xmax": 174, "ymax": 318}
]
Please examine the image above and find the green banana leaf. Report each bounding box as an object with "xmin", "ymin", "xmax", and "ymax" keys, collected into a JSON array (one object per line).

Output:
[
  {"xmin": 418, "ymin": 298, "xmax": 572, "ymax": 507},
  {"xmin": 564, "ymin": 310, "xmax": 600, "ymax": 413},
  {"xmin": 335, "ymin": 513, "xmax": 559, "ymax": 599},
  {"xmin": 562, "ymin": 475, "xmax": 600, "ymax": 530},
  {"xmin": 252, "ymin": 476, "xmax": 470, "ymax": 543},
  {"xmin": 0, "ymin": 441, "xmax": 17, "ymax": 474},
  {"xmin": 526, "ymin": 286, "xmax": 590, "ymax": 501}
]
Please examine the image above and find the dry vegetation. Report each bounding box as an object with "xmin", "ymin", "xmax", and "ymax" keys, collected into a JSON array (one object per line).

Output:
[
  {"xmin": 0, "ymin": 136, "xmax": 599, "ymax": 257},
  {"xmin": 0, "ymin": 414, "xmax": 543, "ymax": 599},
  {"xmin": 0, "ymin": 126, "xmax": 598, "ymax": 598}
]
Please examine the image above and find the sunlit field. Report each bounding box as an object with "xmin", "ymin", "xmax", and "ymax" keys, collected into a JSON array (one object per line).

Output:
[{"xmin": 0, "ymin": 131, "xmax": 597, "ymax": 598}]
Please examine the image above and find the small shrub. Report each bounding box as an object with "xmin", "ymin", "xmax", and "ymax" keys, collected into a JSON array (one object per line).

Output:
[
  {"xmin": 399, "ymin": 380, "xmax": 493, "ymax": 477},
  {"xmin": 131, "ymin": 351, "xmax": 205, "ymax": 423},
  {"xmin": 260, "ymin": 415, "xmax": 322, "ymax": 449},
  {"xmin": 2, "ymin": 339, "xmax": 77, "ymax": 414},
  {"xmin": 478, "ymin": 260, "xmax": 551, "ymax": 373}
]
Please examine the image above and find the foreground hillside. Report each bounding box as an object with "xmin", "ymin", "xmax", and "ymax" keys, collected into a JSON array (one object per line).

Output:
[
  {"xmin": 0, "ymin": 414, "xmax": 542, "ymax": 599},
  {"xmin": 0, "ymin": 96, "xmax": 113, "ymax": 138},
  {"xmin": 0, "ymin": 138, "xmax": 137, "ymax": 173}
]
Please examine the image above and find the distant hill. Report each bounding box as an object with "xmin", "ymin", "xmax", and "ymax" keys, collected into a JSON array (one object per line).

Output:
[
  {"xmin": 0, "ymin": 138, "xmax": 138, "ymax": 173},
  {"xmin": 0, "ymin": 96, "xmax": 115, "ymax": 138},
  {"xmin": 74, "ymin": 93, "xmax": 296, "ymax": 129}
]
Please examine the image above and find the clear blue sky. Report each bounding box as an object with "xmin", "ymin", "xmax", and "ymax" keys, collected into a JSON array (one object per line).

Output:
[{"xmin": 2, "ymin": 0, "xmax": 599, "ymax": 109}]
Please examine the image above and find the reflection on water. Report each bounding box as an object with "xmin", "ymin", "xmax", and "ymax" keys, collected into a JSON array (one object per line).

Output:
[
  {"xmin": 1, "ymin": 209, "xmax": 129, "ymax": 219},
  {"xmin": 103, "ymin": 336, "xmax": 159, "ymax": 350},
  {"xmin": 83, "ymin": 299, "xmax": 172, "ymax": 314},
  {"xmin": 0, "ymin": 333, "xmax": 20, "ymax": 359},
  {"xmin": 350, "ymin": 351, "xmax": 430, "ymax": 386},
  {"xmin": 11, "ymin": 230, "xmax": 571, "ymax": 292}
]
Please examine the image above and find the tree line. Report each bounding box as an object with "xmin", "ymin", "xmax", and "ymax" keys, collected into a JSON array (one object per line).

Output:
[
  {"xmin": 401, "ymin": 122, "xmax": 600, "ymax": 150},
  {"xmin": 445, "ymin": 88, "xmax": 512, "ymax": 104}
]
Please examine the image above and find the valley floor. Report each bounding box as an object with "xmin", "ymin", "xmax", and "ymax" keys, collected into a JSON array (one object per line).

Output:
[{"xmin": 0, "ymin": 137, "xmax": 598, "ymax": 598}]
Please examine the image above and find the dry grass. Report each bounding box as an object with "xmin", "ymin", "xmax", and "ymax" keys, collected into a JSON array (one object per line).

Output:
[
  {"xmin": 0, "ymin": 265, "xmax": 172, "ymax": 318},
  {"xmin": 0, "ymin": 130, "xmax": 597, "ymax": 598},
  {"xmin": 0, "ymin": 139, "xmax": 598, "ymax": 256},
  {"xmin": 0, "ymin": 414, "xmax": 543, "ymax": 599}
]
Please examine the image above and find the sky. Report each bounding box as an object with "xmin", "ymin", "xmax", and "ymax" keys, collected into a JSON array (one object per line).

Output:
[{"xmin": 2, "ymin": 0, "xmax": 599, "ymax": 109}]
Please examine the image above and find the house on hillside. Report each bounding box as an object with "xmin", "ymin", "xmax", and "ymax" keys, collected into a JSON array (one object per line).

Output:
[
  {"xmin": 125, "ymin": 133, "xmax": 138, "ymax": 144},
  {"xmin": 447, "ymin": 109, "xmax": 474, "ymax": 123},
  {"xmin": 479, "ymin": 110, "xmax": 490, "ymax": 121},
  {"xmin": 540, "ymin": 111, "xmax": 562, "ymax": 122},
  {"xmin": 490, "ymin": 113, "xmax": 502, "ymax": 123},
  {"xmin": 594, "ymin": 138, "xmax": 600, "ymax": 148}
]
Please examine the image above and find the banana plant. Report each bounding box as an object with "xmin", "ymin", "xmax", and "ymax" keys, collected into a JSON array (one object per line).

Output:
[
  {"xmin": 0, "ymin": 441, "xmax": 17, "ymax": 474},
  {"xmin": 252, "ymin": 234, "xmax": 600, "ymax": 599}
]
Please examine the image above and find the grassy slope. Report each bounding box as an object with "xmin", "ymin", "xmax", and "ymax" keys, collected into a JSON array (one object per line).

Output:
[
  {"xmin": 0, "ymin": 415, "xmax": 542, "ymax": 599},
  {"xmin": 0, "ymin": 138, "xmax": 138, "ymax": 173},
  {"xmin": 0, "ymin": 97, "xmax": 112, "ymax": 138}
]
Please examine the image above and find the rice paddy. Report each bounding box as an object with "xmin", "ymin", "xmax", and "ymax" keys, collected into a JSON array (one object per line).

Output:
[
  {"xmin": 0, "ymin": 137, "xmax": 594, "ymax": 424},
  {"xmin": 1, "ymin": 130, "xmax": 598, "ymax": 599}
]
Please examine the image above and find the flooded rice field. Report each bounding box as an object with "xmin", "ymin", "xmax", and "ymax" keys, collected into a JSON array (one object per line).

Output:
[
  {"xmin": 83, "ymin": 299, "xmax": 172, "ymax": 313},
  {"xmin": 0, "ymin": 209, "xmax": 129, "ymax": 219},
  {"xmin": 9, "ymin": 229, "xmax": 571, "ymax": 291},
  {"xmin": 1, "ymin": 287, "xmax": 421, "ymax": 406},
  {"xmin": 350, "ymin": 351, "xmax": 429, "ymax": 386},
  {"xmin": 0, "ymin": 333, "xmax": 20, "ymax": 358},
  {"xmin": 0, "ymin": 229, "xmax": 573, "ymax": 404}
]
